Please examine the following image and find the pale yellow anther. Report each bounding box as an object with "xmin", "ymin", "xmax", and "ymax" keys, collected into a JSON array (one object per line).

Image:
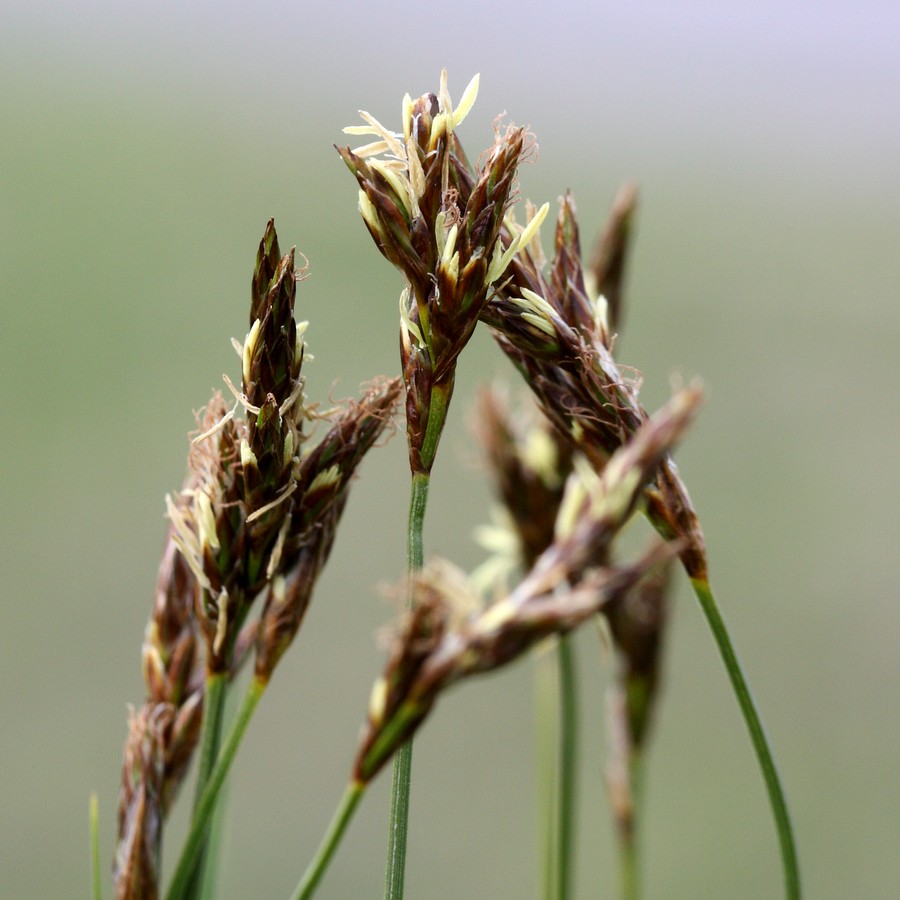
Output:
[
  {"xmin": 282, "ymin": 430, "xmax": 294, "ymax": 468},
  {"xmin": 368, "ymin": 159, "xmax": 412, "ymax": 216},
  {"xmin": 451, "ymin": 73, "xmax": 480, "ymax": 129},
  {"xmin": 442, "ymin": 251, "xmax": 460, "ymax": 284},
  {"xmin": 346, "ymin": 112, "xmax": 405, "ymax": 159},
  {"xmin": 349, "ymin": 140, "xmax": 392, "ymax": 159},
  {"xmin": 164, "ymin": 494, "xmax": 193, "ymax": 553},
  {"xmin": 246, "ymin": 483, "xmax": 297, "ymax": 524},
  {"xmin": 524, "ymin": 201, "xmax": 548, "ymax": 270},
  {"xmin": 278, "ymin": 379, "xmax": 305, "ymax": 417},
  {"xmin": 358, "ymin": 189, "xmax": 380, "ymax": 234},
  {"xmin": 308, "ymin": 464, "xmax": 340, "ymax": 494},
  {"xmin": 441, "ymin": 223, "xmax": 459, "ymax": 266},
  {"xmin": 487, "ymin": 202, "xmax": 550, "ymax": 285},
  {"xmin": 272, "ymin": 574, "xmax": 287, "ymax": 606},
  {"xmin": 399, "ymin": 316, "xmax": 411, "ymax": 354},
  {"xmin": 242, "ymin": 319, "xmax": 261, "ymax": 385},
  {"xmin": 517, "ymin": 201, "xmax": 549, "ymax": 251},
  {"xmin": 368, "ymin": 676, "xmax": 388, "ymax": 723},
  {"xmin": 266, "ymin": 521, "xmax": 290, "ymax": 580},
  {"xmin": 513, "ymin": 288, "xmax": 557, "ymax": 336},
  {"xmin": 213, "ymin": 590, "xmax": 230, "ymax": 656},
  {"xmin": 593, "ymin": 293, "xmax": 610, "ymax": 336},
  {"xmin": 343, "ymin": 123, "xmax": 381, "ymax": 136},
  {"xmin": 518, "ymin": 288, "xmax": 557, "ymax": 321},
  {"xmin": 522, "ymin": 428, "xmax": 558, "ymax": 485},
  {"xmin": 191, "ymin": 406, "xmax": 236, "ymax": 445},
  {"xmin": 197, "ymin": 490, "xmax": 220, "ymax": 551},
  {"xmin": 399, "ymin": 289, "xmax": 425, "ymax": 349},
  {"xmin": 473, "ymin": 520, "xmax": 518, "ymax": 555},
  {"xmin": 430, "ymin": 111, "xmax": 451, "ymax": 147},
  {"xmin": 435, "ymin": 210, "xmax": 449, "ymax": 258},
  {"xmin": 485, "ymin": 240, "xmax": 513, "ymax": 286},
  {"xmin": 555, "ymin": 471, "xmax": 589, "ymax": 542},
  {"xmin": 165, "ymin": 494, "xmax": 212, "ymax": 591},
  {"xmin": 402, "ymin": 93, "xmax": 413, "ymax": 143},
  {"xmin": 439, "ymin": 69, "xmax": 452, "ymax": 115},
  {"xmin": 143, "ymin": 619, "xmax": 160, "ymax": 650},
  {"xmin": 477, "ymin": 598, "xmax": 517, "ymax": 633},
  {"xmin": 595, "ymin": 456, "xmax": 642, "ymax": 523},
  {"xmin": 405, "ymin": 135, "xmax": 426, "ymax": 211},
  {"xmin": 521, "ymin": 312, "xmax": 556, "ymax": 336},
  {"xmin": 440, "ymin": 140, "xmax": 451, "ymax": 197},
  {"xmin": 240, "ymin": 438, "xmax": 258, "ymax": 470}
]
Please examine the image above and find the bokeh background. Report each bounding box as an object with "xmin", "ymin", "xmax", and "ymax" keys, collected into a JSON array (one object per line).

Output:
[{"xmin": 2, "ymin": 2, "xmax": 898, "ymax": 897}]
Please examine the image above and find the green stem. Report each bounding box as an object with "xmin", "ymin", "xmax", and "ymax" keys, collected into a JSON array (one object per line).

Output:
[
  {"xmin": 183, "ymin": 670, "xmax": 227, "ymax": 900},
  {"xmin": 384, "ymin": 470, "xmax": 431, "ymax": 900},
  {"xmin": 419, "ymin": 383, "xmax": 451, "ymax": 477},
  {"xmin": 290, "ymin": 781, "xmax": 367, "ymax": 900},
  {"xmin": 198, "ymin": 744, "xmax": 231, "ymax": 900},
  {"xmin": 166, "ymin": 676, "xmax": 267, "ymax": 900},
  {"xmin": 406, "ymin": 472, "xmax": 430, "ymax": 574},
  {"xmin": 690, "ymin": 577, "xmax": 800, "ymax": 900},
  {"xmin": 535, "ymin": 646, "xmax": 557, "ymax": 900},
  {"xmin": 556, "ymin": 634, "xmax": 578, "ymax": 900},
  {"xmin": 194, "ymin": 673, "xmax": 228, "ymax": 812},
  {"xmin": 383, "ymin": 381, "xmax": 449, "ymax": 898},
  {"xmin": 89, "ymin": 792, "xmax": 101, "ymax": 900},
  {"xmin": 616, "ymin": 749, "xmax": 643, "ymax": 900}
]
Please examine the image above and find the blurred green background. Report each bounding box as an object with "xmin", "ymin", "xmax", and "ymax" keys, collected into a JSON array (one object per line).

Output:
[{"xmin": 2, "ymin": 2, "xmax": 898, "ymax": 897}]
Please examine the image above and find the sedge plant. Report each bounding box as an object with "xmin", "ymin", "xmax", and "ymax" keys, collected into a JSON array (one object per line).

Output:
[{"xmin": 105, "ymin": 71, "xmax": 799, "ymax": 900}]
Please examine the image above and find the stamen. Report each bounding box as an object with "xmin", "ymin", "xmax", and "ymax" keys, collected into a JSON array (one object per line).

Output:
[
  {"xmin": 246, "ymin": 482, "xmax": 297, "ymax": 524},
  {"xmin": 191, "ymin": 406, "xmax": 237, "ymax": 445}
]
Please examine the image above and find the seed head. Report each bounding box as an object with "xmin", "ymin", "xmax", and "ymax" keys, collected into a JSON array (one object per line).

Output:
[
  {"xmin": 340, "ymin": 71, "xmax": 546, "ymax": 475},
  {"xmin": 480, "ymin": 191, "xmax": 708, "ymax": 581},
  {"xmin": 115, "ymin": 533, "xmax": 203, "ymax": 900},
  {"xmin": 254, "ymin": 376, "xmax": 402, "ymax": 681},
  {"xmin": 353, "ymin": 394, "xmax": 696, "ymax": 783},
  {"xmin": 473, "ymin": 387, "xmax": 573, "ymax": 575},
  {"xmin": 354, "ymin": 541, "xmax": 677, "ymax": 785}
]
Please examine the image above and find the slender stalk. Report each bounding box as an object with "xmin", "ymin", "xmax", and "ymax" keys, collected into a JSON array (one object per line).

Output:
[
  {"xmin": 418, "ymin": 385, "xmax": 451, "ymax": 478},
  {"xmin": 193, "ymin": 672, "xmax": 228, "ymax": 811},
  {"xmin": 198, "ymin": 741, "xmax": 231, "ymax": 900},
  {"xmin": 89, "ymin": 792, "xmax": 101, "ymax": 900},
  {"xmin": 555, "ymin": 634, "xmax": 578, "ymax": 900},
  {"xmin": 183, "ymin": 669, "xmax": 227, "ymax": 900},
  {"xmin": 291, "ymin": 781, "xmax": 367, "ymax": 900},
  {"xmin": 384, "ymin": 470, "xmax": 430, "ymax": 900},
  {"xmin": 616, "ymin": 750, "xmax": 643, "ymax": 900},
  {"xmin": 535, "ymin": 645, "xmax": 558, "ymax": 900},
  {"xmin": 383, "ymin": 380, "xmax": 451, "ymax": 899},
  {"xmin": 406, "ymin": 473, "xmax": 431, "ymax": 574},
  {"xmin": 690, "ymin": 577, "xmax": 800, "ymax": 900},
  {"xmin": 166, "ymin": 676, "xmax": 267, "ymax": 900}
]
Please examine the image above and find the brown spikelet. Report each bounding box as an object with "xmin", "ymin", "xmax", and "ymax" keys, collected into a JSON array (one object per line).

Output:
[
  {"xmin": 340, "ymin": 73, "xmax": 532, "ymax": 476},
  {"xmin": 254, "ymin": 376, "xmax": 402, "ymax": 680},
  {"xmin": 474, "ymin": 387, "xmax": 573, "ymax": 570},
  {"xmin": 480, "ymin": 190, "xmax": 708, "ymax": 581},
  {"xmin": 605, "ymin": 552, "xmax": 674, "ymax": 750},
  {"xmin": 114, "ymin": 531, "xmax": 204, "ymax": 898},
  {"xmin": 353, "ymin": 392, "xmax": 698, "ymax": 783},
  {"xmin": 115, "ymin": 706, "xmax": 169, "ymax": 900},
  {"xmin": 587, "ymin": 183, "xmax": 638, "ymax": 334}
]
